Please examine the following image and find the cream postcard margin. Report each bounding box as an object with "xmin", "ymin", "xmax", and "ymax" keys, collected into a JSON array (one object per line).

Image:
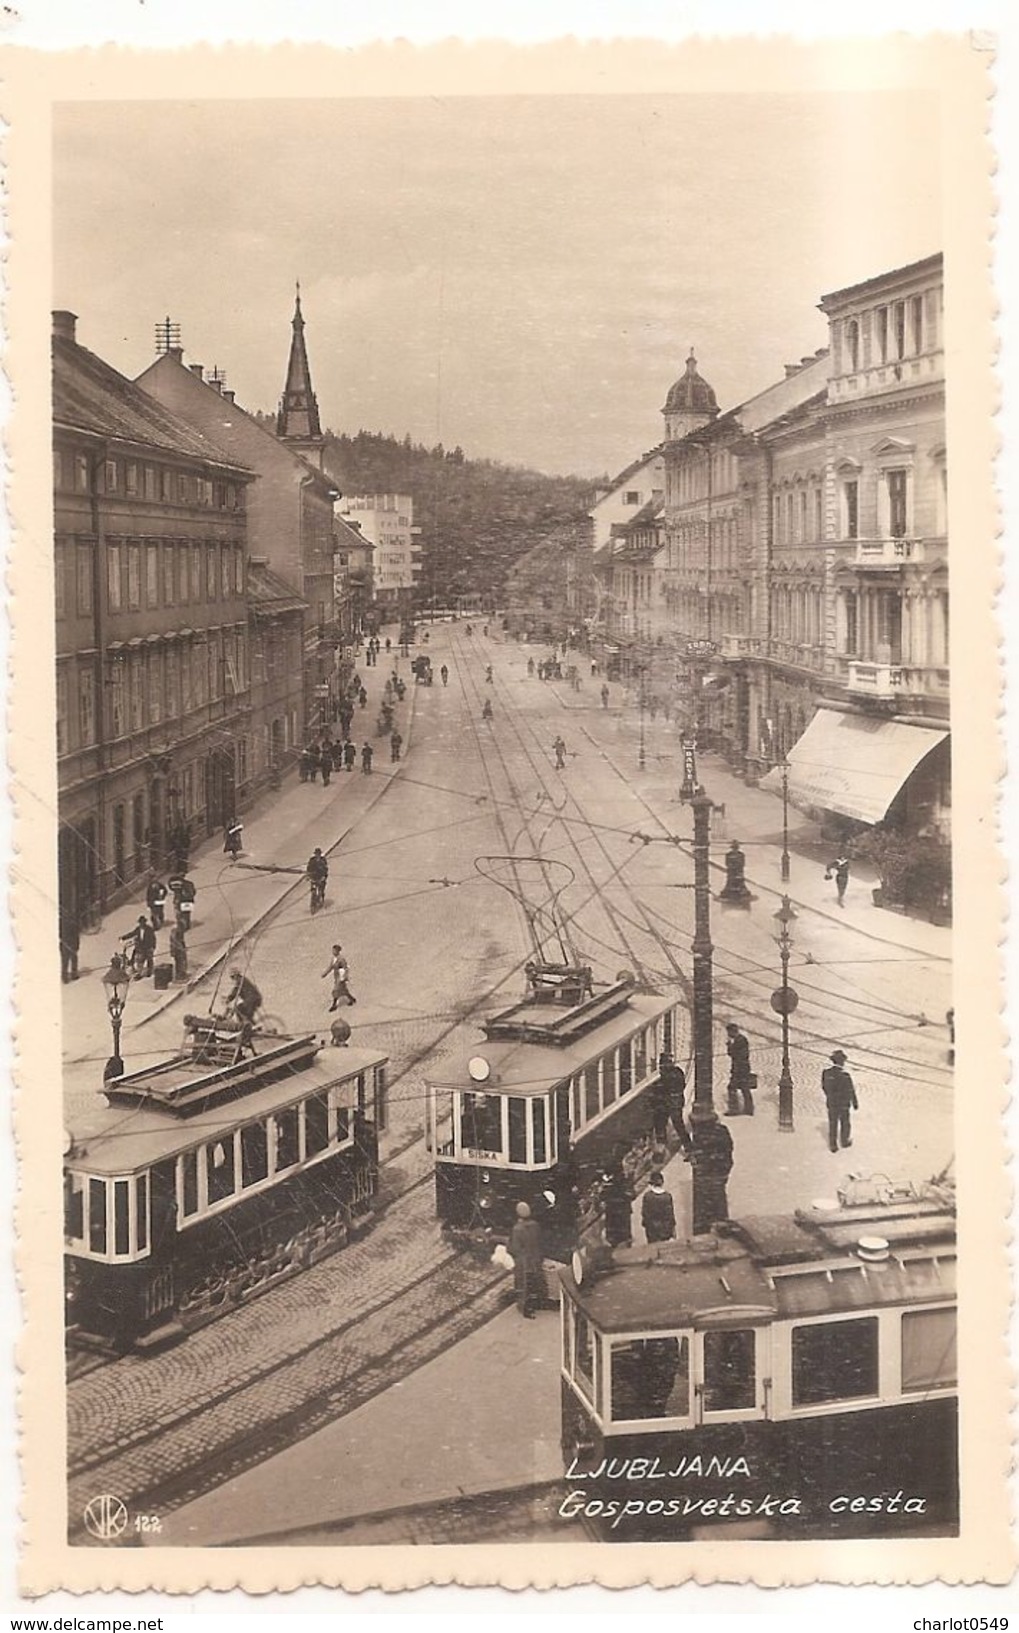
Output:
[{"xmin": 6, "ymin": 34, "xmax": 1010, "ymax": 1594}]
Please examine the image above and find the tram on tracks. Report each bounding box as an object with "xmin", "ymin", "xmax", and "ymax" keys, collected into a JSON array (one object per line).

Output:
[
  {"xmin": 425, "ymin": 960, "xmax": 684, "ymax": 1251},
  {"xmin": 64, "ymin": 1014, "xmax": 387, "ymax": 1353},
  {"xmin": 559, "ymin": 1177, "xmax": 958, "ymax": 1540}
]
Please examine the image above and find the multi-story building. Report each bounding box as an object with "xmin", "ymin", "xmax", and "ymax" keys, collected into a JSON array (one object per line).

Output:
[
  {"xmin": 333, "ymin": 516, "xmax": 374, "ymax": 644},
  {"xmin": 246, "ymin": 561, "xmax": 307, "ymax": 785},
  {"xmin": 53, "ymin": 310, "xmax": 255, "ymax": 925},
  {"xmin": 137, "ymin": 300, "xmax": 340, "ymax": 740},
  {"xmin": 338, "ymin": 495, "xmax": 420, "ymax": 612}
]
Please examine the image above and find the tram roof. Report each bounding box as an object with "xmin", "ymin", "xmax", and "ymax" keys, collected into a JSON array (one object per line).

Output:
[
  {"xmin": 66, "ymin": 1046, "xmax": 387, "ymax": 1177},
  {"xmin": 432, "ymin": 990, "xmax": 675, "ymax": 1098}
]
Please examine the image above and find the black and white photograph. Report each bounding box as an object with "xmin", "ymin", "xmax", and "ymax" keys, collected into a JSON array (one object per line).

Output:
[{"xmin": 7, "ymin": 30, "xmax": 1010, "ymax": 1594}]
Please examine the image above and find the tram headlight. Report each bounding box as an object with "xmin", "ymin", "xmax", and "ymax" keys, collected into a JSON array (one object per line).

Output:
[{"xmin": 480, "ymin": 1197, "xmax": 492, "ymax": 1210}]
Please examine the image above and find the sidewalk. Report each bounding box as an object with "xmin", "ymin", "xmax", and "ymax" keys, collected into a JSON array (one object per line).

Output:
[
  {"xmin": 536, "ymin": 659, "xmax": 951, "ymax": 966},
  {"xmin": 62, "ymin": 640, "xmax": 417, "ymax": 1081}
]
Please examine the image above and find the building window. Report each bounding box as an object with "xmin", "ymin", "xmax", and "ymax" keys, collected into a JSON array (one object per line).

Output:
[
  {"xmin": 178, "ymin": 543, "xmax": 189, "ymax": 605},
  {"xmin": 178, "ymin": 473, "xmax": 190, "ymax": 504},
  {"xmin": 129, "ymin": 655, "xmax": 145, "ymax": 733},
  {"xmin": 162, "ymin": 546, "xmax": 175, "ymax": 607},
  {"xmin": 220, "ymin": 546, "xmax": 230, "ymax": 600},
  {"xmin": 234, "ymin": 548, "xmax": 244, "ymax": 595},
  {"xmin": 148, "ymin": 649, "xmax": 163, "ymax": 725},
  {"xmin": 845, "ymin": 319, "xmax": 860, "ymax": 372},
  {"xmin": 842, "ymin": 479, "xmax": 859, "ymax": 541},
  {"xmin": 76, "ymin": 544, "xmax": 94, "ymax": 615},
  {"xmin": 875, "ymin": 306, "xmax": 889, "ymax": 364},
  {"xmin": 165, "ymin": 647, "xmax": 180, "ymax": 718},
  {"xmin": 54, "ymin": 542, "xmax": 67, "ymax": 618},
  {"xmin": 798, "ymin": 489, "xmax": 807, "ymax": 542},
  {"xmin": 127, "ymin": 544, "xmax": 141, "ymax": 609},
  {"xmin": 893, "ymin": 300, "xmax": 907, "ymax": 360},
  {"xmin": 108, "ymin": 661, "xmax": 127, "ymax": 737},
  {"xmin": 160, "ymin": 468, "xmax": 173, "ymax": 503},
  {"xmin": 146, "ymin": 544, "xmax": 159, "ymax": 608},
  {"xmin": 143, "ymin": 465, "xmax": 157, "ymax": 500},
  {"xmin": 104, "ymin": 460, "xmax": 118, "ymax": 494},
  {"xmin": 78, "ymin": 666, "xmax": 96, "ymax": 745},
  {"xmin": 206, "ymin": 547, "xmax": 218, "ymax": 600},
  {"xmin": 886, "ymin": 469, "xmax": 909, "ymax": 538},
  {"xmin": 107, "ymin": 544, "xmax": 122, "ymax": 611},
  {"xmin": 125, "ymin": 462, "xmax": 139, "ymax": 497},
  {"xmin": 911, "ymin": 295, "xmax": 924, "ymax": 354},
  {"xmin": 190, "ymin": 545, "xmax": 202, "ymax": 602},
  {"xmin": 56, "ymin": 667, "xmax": 70, "ymax": 754},
  {"xmin": 624, "ymin": 491, "xmax": 639, "ymax": 505},
  {"xmin": 74, "ymin": 453, "xmax": 90, "ymax": 493}
]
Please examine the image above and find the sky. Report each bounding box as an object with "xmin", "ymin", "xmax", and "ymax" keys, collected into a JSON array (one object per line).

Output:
[{"xmin": 53, "ymin": 93, "xmax": 942, "ymax": 478}]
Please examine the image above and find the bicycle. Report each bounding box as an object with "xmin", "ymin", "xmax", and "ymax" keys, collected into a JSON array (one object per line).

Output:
[{"xmin": 309, "ymin": 877, "xmax": 327, "ymax": 914}]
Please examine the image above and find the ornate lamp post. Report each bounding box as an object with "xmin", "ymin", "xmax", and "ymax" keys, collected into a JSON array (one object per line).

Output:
[
  {"xmin": 638, "ymin": 664, "xmax": 647, "ymax": 771},
  {"xmin": 780, "ymin": 759, "xmax": 791, "ymax": 883},
  {"xmin": 101, "ymin": 953, "xmax": 130, "ymax": 1083},
  {"xmin": 681, "ymin": 753, "xmax": 732, "ymax": 1233},
  {"xmin": 772, "ymin": 896, "xmax": 799, "ymax": 1131}
]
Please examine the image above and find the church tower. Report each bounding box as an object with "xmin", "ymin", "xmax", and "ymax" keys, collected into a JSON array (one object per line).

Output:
[
  {"xmin": 662, "ymin": 349, "xmax": 719, "ymax": 443},
  {"xmin": 277, "ymin": 283, "xmax": 324, "ymax": 462}
]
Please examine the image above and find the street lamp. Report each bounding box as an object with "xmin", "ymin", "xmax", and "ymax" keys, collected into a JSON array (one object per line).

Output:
[
  {"xmin": 780, "ymin": 759, "xmax": 791, "ymax": 883},
  {"xmin": 771, "ymin": 897, "xmax": 799, "ymax": 1131},
  {"xmin": 102, "ymin": 953, "xmax": 130, "ymax": 1083},
  {"xmin": 681, "ymin": 752, "xmax": 731, "ymax": 1234},
  {"xmin": 638, "ymin": 665, "xmax": 647, "ymax": 771}
]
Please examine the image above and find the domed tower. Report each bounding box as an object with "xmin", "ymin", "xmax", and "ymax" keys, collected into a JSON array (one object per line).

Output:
[{"xmin": 662, "ymin": 350, "xmax": 719, "ymax": 442}]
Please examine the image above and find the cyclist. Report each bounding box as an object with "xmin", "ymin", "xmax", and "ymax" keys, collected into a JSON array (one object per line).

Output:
[
  {"xmin": 307, "ymin": 847, "xmax": 329, "ymax": 910},
  {"xmin": 226, "ymin": 967, "xmax": 263, "ymax": 1028}
]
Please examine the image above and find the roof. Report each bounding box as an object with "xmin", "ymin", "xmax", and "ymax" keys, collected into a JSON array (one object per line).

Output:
[
  {"xmin": 54, "ymin": 335, "xmax": 253, "ymax": 477},
  {"xmin": 334, "ymin": 515, "xmax": 373, "ymax": 552},
  {"xmin": 428, "ymin": 990, "xmax": 675, "ymax": 1099},
  {"xmin": 247, "ymin": 561, "xmax": 308, "ymax": 617},
  {"xmin": 820, "ymin": 252, "xmax": 943, "ymax": 312},
  {"xmin": 663, "ymin": 352, "xmax": 719, "ymax": 418},
  {"xmin": 67, "ymin": 1045, "xmax": 387, "ymax": 1176}
]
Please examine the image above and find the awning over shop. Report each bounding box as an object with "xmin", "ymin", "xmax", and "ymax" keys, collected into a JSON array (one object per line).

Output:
[{"xmin": 761, "ymin": 709, "xmax": 949, "ymax": 826}]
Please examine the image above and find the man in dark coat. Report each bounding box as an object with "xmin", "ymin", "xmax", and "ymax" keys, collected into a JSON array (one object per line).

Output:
[
  {"xmin": 822, "ymin": 1049, "xmax": 858, "ymax": 1151},
  {"xmin": 59, "ymin": 910, "xmax": 80, "ymax": 982},
  {"xmin": 640, "ymin": 1172, "xmax": 677, "ymax": 1243},
  {"xmin": 660, "ymin": 1052, "xmax": 693, "ymax": 1155},
  {"xmin": 599, "ymin": 1161, "xmax": 635, "ymax": 1248},
  {"xmin": 145, "ymin": 877, "xmax": 167, "ymax": 929},
  {"xmin": 361, "ymin": 742, "xmax": 373, "ymax": 774},
  {"xmin": 343, "ymin": 739, "xmax": 356, "ymax": 773},
  {"xmin": 649, "ymin": 1073, "xmax": 671, "ymax": 1146},
  {"xmin": 690, "ymin": 1118, "xmax": 734, "ymax": 1234},
  {"xmin": 724, "ymin": 1022, "xmax": 755, "ymax": 1116},
  {"xmin": 226, "ymin": 967, "xmax": 263, "ymax": 1026},
  {"xmin": 508, "ymin": 1201, "xmax": 545, "ymax": 1319}
]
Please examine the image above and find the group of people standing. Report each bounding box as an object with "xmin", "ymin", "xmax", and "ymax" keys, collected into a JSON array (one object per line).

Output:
[{"xmin": 115, "ymin": 872, "xmax": 196, "ymax": 988}]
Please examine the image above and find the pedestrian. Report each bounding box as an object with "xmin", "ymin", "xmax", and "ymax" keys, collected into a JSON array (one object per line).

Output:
[
  {"xmin": 308, "ymin": 744, "xmax": 321, "ymax": 783},
  {"xmin": 485, "ymin": 664, "xmax": 493, "ymax": 684},
  {"xmin": 659, "ymin": 1051, "xmax": 693, "ymax": 1155},
  {"xmin": 724, "ymin": 1022, "xmax": 755, "ymax": 1116},
  {"xmin": 331, "ymin": 741, "xmax": 344, "ymax": 773},
  {"xmin": 361, "ymin": 742, "xmax": 373, "ymax": 774},
  {"xmin": 358, "ymin": 686, "xmax": 368, "ymax": 709},
  {"xmin": 122, "ymin": 914, "xmax": 156, "ymax": 978},
  {"xmin": 320, "ymin": 751, "xmax": 332, "ymax": 787},
  {"xmin": 390, "ymin": 729, "xmax": 403, "ymax": 763},
  {"xmin": 590, "ymin": 658, "xmax": 598, "ymax": 677},
  {"xmin": 323, "ymin": 944, "xmax": 357, "ymax": 1009},
  {"xmin": 641, "ymin": 1171, "xmax": 677, "ymax": 1244},
  {"xmin": 223, "ymin": 818, "xmax": 243, "ymax": 862},
  {"xmin": 826, "ymin": 852, "xmax": 851, "ymax": 906},
  {"xmin": 169, "ymin": 921, "xmax": 188, "ymax": 982},
  {"xmin": 59, "ymin": 910, "xmax": 80, "ymax": 982},
  {"xmin": 507, "ymin": 1201, "xmax": 545, "ymax": 1319},
  {"xmin": 527, "ymin": 658, "xmax": 535, "ymax": 678},
  {"xmin": 385, "ymin": 636, "xmax": 391, "ymax": 653},
  {"xmin": 146, "ymin": 876, "xmax": 167, "ymax": 929},
  {"xmin": 298, "ymin": 747, "xmax": 311, "ymax": 784},
  {"xmin": 343, "ymin": 739, "xmax": 356, "ymax": 773},
  {"xmin": 601, "ymin": 683, "xmax": 610, "ymax": 709},
  {"xmin": 330, "ymin": 1016, "xmax": 352, "ymax": 1047},
  {"xmin": 440, "ymin": 664, "xmax": 449, "ymax": 687},
  {"xmin": 822, "ymin": 1049, "xmax": 858, "ymax": 1152},
  {"xmin": 599, "ymin": 1160, "xmax": 635, "ymax": 1248},
  {"xmin": 690, "ymin": 1119, "xmax": 734, "ymax": 1232},
  {"xmin": 553, "ymin": 735, "xmax": 567, "ymax": 770}
]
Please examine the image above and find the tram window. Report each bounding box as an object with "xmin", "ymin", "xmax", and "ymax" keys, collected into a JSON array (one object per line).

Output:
[
  {"xmin": 374, "ymin": 1065, "xmax": 388, "ymax": 1132},
  {"xmin": 602, "ymin": 1053, "xmax": 617, "ymax": 1107},
  {"xmin": 611, "ymin": 1336, "xmax": 689, "ymax": 1421},
  {"xmin": 335, "ymin": 1107, "xmax": 350, "ymax": 1145},
  {"xmin": 571, "ymin": 1075, "xmax": 583, "ymax": 1129},
  {"xmin": 463, "ymin": 1093, "xmax": 502, "ymax": 1154},
  {"xmin": 181, "ymin": 1151, "xmax": 199, "ymax": 1218},
  {"xmin": 241, "ymin": 1120, "xmax": 269, "ymax": 1186},
  {"xmin": 274, "ymin": 1107, "xmax": 301, "ymax": 1171},
  {"xmin": 355, "ymin": 1073, "xmax": 366, "ymax": 1112},
  {"xmin": 508, "ymin": 1097, "xmax": 528, "ymax": 1164},
  {"xmin": 531, "ymin": 1099, "xmax": 547, "ymax": 1165},
  {"xmin": 901, "ymin": 1307, "xmax": 957, "ymax": 1393},
  {"xmin": 573, "ymin": 1310, "xmax": 595, "ymax": 1402},
  {"xmin": 64, "ymin": 1173, "xmax": 84, "ymax": 1243},
  {"xmin": 305, "ymin": 1092, "xmax": 330, "ymax": 1159},
  {"xmin": 113, "ymin": 1179, "xmax": 130, "ymax": 1256},
  {"xmin": 135, "ymin": 1174, "xmax": 149, "ymax": 1253},
  {"xmin": 206, "ymin": 1139, "xmax": 236, "ymax": 1206},
  {"xmin": 634, "ymin": 1030, "xmax": 647, "ymax": 1084},
  {"xmin": 430, "ymin": 1089, "xmax": 452, "ymax": 1155},
  {"xmin": 619, "ymin": 1043, "xmax": 633, "ymax": 1096},
  {"xmin": 703, "ymin": 1328, "xmax": 756, "ymax": 1412},
  {"xmin": 663, "ymin": 1010, "xmax": 675, "ymax": 1057},
  {"xmin": 792, "ymin": 1317, "xmax": 879, "ymax": 1406},
  {"xmin": 584, "ymin": 1063, "xmax": 600, "ymax": 1121},
  {"xmin": 88, "ymin": 1177, "xmax": 107, "ymax": 1254}
]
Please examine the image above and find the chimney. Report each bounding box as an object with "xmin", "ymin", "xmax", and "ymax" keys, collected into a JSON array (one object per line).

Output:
[
  {"xmin": 783, "ymin": 363, "xmax": 801, "ymax": 379},
  {"xmin": 166, "ymin": 346, "xmax": 185, "ymax": 363},
  {"xmin": 52, "ymin": 310, "xmax": 78, "ymax": 343},
  {"xmin": 188, "ymin": 363, "xmax": 204, "ymax": 379},
  {"xmin": 222, "ymin": 389, "xmax": 235, "ymax": 403},
  {"xmin": 208, "ymin": 379, "xmax": 223, "ymax": 394},
  {"xmin": 801, "ymin": 356, "xmax": 816, "ymax": 367}
]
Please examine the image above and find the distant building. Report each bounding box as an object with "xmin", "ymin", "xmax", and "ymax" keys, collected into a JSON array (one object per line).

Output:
[
  {"xmin": 246, "ymin": 561, "xmax": 307, "ymax": 785},
  {"xmin": 338, "ymin": 495, "xmax": 420, "ymax": 611},
  {"xmin": 137, "ymin": 297, "xmax": 341, "ymax": 737},
  {"xmin": 53, "ymin": 311, "xmax": 255, "ymax": 923},
  {"xmin": 333, "ymin": 515, "xmax": 374, "ymax": 642}
]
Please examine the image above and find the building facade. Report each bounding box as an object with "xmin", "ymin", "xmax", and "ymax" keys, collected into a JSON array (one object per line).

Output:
[
  {"xmin": 338, "ymin": 495, "xmax": 420, "ymax": 611},
  {"xmin": 246, "ymin": 561, "xmax": 308, "ymax": 786},
  {"xmin": 54, "ymin": 311, "xmax": 255, "ymax": 925}
]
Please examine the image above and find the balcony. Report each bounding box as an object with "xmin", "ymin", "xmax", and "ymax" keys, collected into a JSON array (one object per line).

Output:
[
  {"xmin": 846, "ymin": 661, "xmax": 950, "ymax": 700},
  {"xmin": 719, "ymin": 633, "xmax": 760, "ymax": 660},
  {"xmin": 852, "ymin": 537, "xmax": 927, "ymax": 569}
]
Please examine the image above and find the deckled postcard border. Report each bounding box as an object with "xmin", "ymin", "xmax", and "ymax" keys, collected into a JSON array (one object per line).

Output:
[{"xmin": 5, "ymin": 33, "xmax": 1010, "ymax": 1594}]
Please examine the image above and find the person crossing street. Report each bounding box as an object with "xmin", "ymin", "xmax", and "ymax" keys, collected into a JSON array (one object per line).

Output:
[
  {"xmin": 822, "ymin": 1050, "xmax": 858, "ymax": 1151},
  {"xmin": 323, "ymin": 944, "xmax": 357, "ymax": 1009},
  {"xmin": 724, "ymin": 1022, "xmax": 755, "ymax": 1116},
  {"xmin": 553, "ymin": 734, "xmax": 567, "ymax": 770}
]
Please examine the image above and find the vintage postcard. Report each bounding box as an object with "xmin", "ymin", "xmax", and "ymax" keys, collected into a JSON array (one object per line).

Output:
[{"xmin": 5, "ymin": 32, "xmax": 1012, "ymax": 1596}]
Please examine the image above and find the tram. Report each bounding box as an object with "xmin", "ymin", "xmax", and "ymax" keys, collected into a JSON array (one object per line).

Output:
[
  {"xmin": 559, "ymin": 1179, "xmax": 958, "ymax": 1540},
  {"xmin": 64, "ymin": 1015, "xmax": 387, "ymax": 1353},
  {"xmin": 426, "ymin": 961, "xmax": 683, "ymax": 1249}
]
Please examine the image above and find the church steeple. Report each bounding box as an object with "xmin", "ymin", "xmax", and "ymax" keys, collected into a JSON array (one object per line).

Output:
[{"xmin": 276, "ymin": 282, "xmax": 322, "ymax": 442}]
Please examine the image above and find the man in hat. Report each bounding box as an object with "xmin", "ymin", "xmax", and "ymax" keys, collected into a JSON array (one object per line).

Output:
[
  {"xmin": 507, "ymin": 1201, "xmax": 545, "ymax": 1319},
  {"xmin": 822, "ymin": 1050, "xmax": 858, "ymax": 1152},
  {"xmin": 724, "ymin": 1022, "xmax": 755, "ymax": 1116}
]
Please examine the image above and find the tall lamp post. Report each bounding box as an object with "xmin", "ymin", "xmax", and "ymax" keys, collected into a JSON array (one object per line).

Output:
[
  {"xmin": 681, "ymin": 754, "xmax": 731, "ymax": 1234},
  {"xmin": 772, "ymin": 896, "xmax": 798, "ymax": 1131},
  {"xmin": 102, "ymin": 954, "xmax": 130, "ymax": 1083},
  {"xmin": 638, "ymin": 665, "xmax": 647, "ymax": 771},
  {"xmin": 780, "ymin": 759, "xmax": 791, "ymax": 883}
]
